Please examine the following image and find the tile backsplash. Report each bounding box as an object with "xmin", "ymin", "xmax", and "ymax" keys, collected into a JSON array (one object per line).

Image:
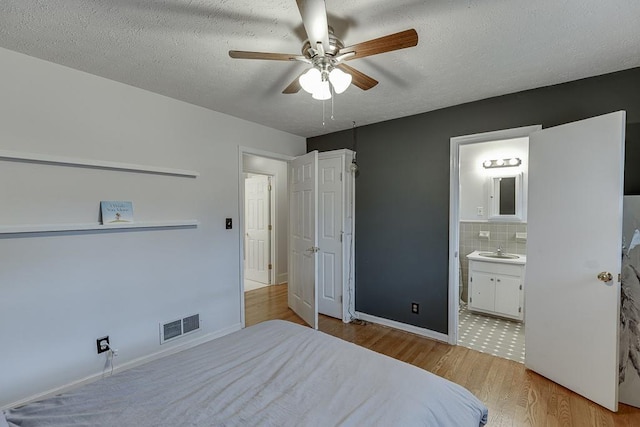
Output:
[{"xmin": 458, "ymin": 221, "xmax": 527, "ymax": 302}]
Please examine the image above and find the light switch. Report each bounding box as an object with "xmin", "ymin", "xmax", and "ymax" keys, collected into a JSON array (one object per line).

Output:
[{"xmin": 225, "ymin": 218, "xmax": 232, "ymax": 229}]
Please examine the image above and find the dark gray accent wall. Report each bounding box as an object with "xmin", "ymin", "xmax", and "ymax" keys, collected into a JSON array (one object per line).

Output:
[{"xmin": 308, "ymin": 67, "xmax": 640, "ymax": 334}]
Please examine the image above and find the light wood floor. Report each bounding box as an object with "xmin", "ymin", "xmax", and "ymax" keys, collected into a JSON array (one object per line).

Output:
[{"xmin": 245, "ymin": 284, "xmax": 640, "ymax": 427}]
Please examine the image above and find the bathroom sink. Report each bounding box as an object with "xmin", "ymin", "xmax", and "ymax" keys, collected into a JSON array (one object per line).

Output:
[{"xmin": 477, "ymin": 252, "xmax": 520, "ymax": 259}]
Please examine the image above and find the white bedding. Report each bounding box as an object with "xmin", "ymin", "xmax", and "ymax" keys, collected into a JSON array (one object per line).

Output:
[{"xmin": 4, "ymin": 320, "xmax": 488, "ymax": 426}]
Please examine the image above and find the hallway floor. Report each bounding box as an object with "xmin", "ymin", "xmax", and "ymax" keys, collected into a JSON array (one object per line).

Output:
[
  {"xmin": 458, "ymin": 303, "xmax": 525, "ymax": 363},
  {"xmin": 244, "ymin": 278, "xmax": 269, "ymax": 292}
]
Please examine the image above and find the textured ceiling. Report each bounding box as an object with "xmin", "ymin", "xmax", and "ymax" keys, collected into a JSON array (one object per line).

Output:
[{"xmin": 1, "ymin": 0, "xmax": 639, "ymax": 137}]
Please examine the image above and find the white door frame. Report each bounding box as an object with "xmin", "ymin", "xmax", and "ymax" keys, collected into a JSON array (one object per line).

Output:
[
  {"xmin": 448, "ymin": 125, "xmax": 542, "ymax": 345},
  {"xmin": 238, "ymin": 146, "xmax": 295, "ymax": 328}
]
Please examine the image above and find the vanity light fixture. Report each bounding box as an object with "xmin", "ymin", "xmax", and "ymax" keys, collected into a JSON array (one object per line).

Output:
[{"xmin": 483, "ymin": 158, "xmax": 522, "ymax": 169}]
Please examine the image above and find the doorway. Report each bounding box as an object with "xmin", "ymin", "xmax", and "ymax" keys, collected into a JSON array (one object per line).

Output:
[
  {"xmin": 240, "ymin": 149, "xmax": 294, "ymax": 328},
  {"xmin": 238, "ymin": 148, "xmax": 356, "ymax": 330},
  {"xmin": 449, "ymin": 113, "xmax": 626, "ymax": 411},
  {"xmin": 448, "ymin": 125, "xmax": 541, "ymax": 352},
  {"xmin": 456, "ymin": 136, "xmax": 529, "ymax": 363}
]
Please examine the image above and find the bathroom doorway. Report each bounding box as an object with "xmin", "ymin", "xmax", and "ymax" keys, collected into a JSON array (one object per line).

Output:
[{"xmin": 448, "ymin": 126, "xmax": 539, "ymax": 363}]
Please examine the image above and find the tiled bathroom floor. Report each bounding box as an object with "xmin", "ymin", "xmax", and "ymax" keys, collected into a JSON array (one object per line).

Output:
[{"xmin": 458, "ymin": 303, "xmax": 525, "ymax": 363}]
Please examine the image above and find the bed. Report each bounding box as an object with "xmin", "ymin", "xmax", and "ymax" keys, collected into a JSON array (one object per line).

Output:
[{"xmin": 2, "ymin": 320, "xmax": 488, "ymax": 426}]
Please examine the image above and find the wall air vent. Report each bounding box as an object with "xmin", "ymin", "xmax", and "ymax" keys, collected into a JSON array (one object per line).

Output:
[
  {"xmin": 183, "ymin": 314, "xmax": 200, "ymax": 334},
  {"xmin": 160, "ymin": 314, "xmax": 201, "ymax": 344}
]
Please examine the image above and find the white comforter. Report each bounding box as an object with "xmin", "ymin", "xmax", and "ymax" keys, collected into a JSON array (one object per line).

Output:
[{"xmin": 4, "ymin": 320, "xmax": 488, "ymax": 426}]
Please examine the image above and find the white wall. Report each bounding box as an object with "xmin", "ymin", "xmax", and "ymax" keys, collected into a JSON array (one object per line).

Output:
[
  {"xmin": 243, "ymin": 155, "xmax": 289, "ymax": 284},
  {"xmin": 0, "ymin": 47, "xmax": 306, "ymax": 408},
  {"xmin": 459, "ymin": 137, "xmax": 529, "ymax": 221}
]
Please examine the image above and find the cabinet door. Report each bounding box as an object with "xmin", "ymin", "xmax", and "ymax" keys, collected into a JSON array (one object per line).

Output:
[
  {"xmin": 494, "ymin": 275, "xmax": 521, "ymax": 317},
  {"xmin": 470, "ymin": 272, "xmax": 495, "ymax": 311}
]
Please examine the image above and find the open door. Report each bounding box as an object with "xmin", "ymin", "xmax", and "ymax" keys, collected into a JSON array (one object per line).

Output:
[
  {"xmin": 526, "ymin": 111, "xmax": 625, "ymax": 411},
  {"xmin": 289, "ymin": 151, "xmax": 319, "ymax": 329},
  {"xmin": 245, "ymin": 174, "xmax": 270, "ymax": 284}
]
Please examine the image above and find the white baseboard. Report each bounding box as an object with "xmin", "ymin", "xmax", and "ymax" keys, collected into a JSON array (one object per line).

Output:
[
  {"xmin": 276, "ymin": 273, "xmax": 288, "ymax": 285},
  {"xmin": 3, "ymin": 323, "xmax": 242, "ymax": 411},
  {"xmin": 355, "ymin": 312, "xmax": 449, "ymax": 343}
]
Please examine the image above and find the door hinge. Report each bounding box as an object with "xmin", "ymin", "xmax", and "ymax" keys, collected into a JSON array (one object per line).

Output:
[
  {"xmin": 268, "ymin": 184, "xmax": 272, "ymax": 192},
  {"xmin": 618, "ymin": 273, "xmax": 621, "ymax": 282},
  {"xmin": 268, "ymin": 225, "xmax": 272, "ymax": 231},
  {"xmin": 519, "ymin": 307, "xmax": 522, "ymax": 313},
  {"xmin": 519, "ymin": 284, "xmax": 522, "ymax": 290},
  {"xmin": 340, "ymin": 172, "xmax": 343, "ymax": 182},
  {"xmin": 340, "ymin": 232, "xmax": 343, "ymax": 243},
  {"xmin": 469, "ymin": 297, "xmax": 472, "ymax": 303},
  {"xmin": 470, "ymin": 276, "xmax": 472, "ymax": 282},
  {"xmin": 340, "ymin": 295, "xmax": 343, "ymax": 303},
  {"xmin": 268, "ymin": 264, "xmax": 272, "ymax": 270}
]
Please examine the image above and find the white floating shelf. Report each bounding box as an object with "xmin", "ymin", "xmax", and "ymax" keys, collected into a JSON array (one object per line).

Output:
[
  {"xmin": 0, "ymin": 220, "xmax": 199, "ymax": 235},
  {"xmin": 0, "ymin": 149, "xmax": 199, "ymax": 177}
]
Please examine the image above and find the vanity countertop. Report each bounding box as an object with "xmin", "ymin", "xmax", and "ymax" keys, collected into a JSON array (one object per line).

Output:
[{"xmin": 466, "ymin": 250, "xmax": 526, "ymax": 265}]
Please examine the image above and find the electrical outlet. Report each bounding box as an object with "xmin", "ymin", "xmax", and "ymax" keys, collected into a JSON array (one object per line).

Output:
[
  {"xmin": 477, "ymin": 206, "xmax": 484, "ymax": 216},
  {"xmin": 411, "ymin": 302, "xmax": 419, "ymax": 314},
  {"xmin": 96, "ymin": 336, "xmax": 109, "ymax": 354}
]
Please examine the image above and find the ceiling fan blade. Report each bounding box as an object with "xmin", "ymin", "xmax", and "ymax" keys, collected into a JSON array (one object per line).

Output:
[
  {"xmin": 338, "ymin": 29, "xmax": 418, "ymax": 61},
  {"xmin": 282, "ymin": 73, "xmax": 304, "ymax": 94},
  {"xmin": 337, "ymin": 64, "xmax": 378, "ymax": 90},
  {"xmin": 229, "ymin": 51, "xmax": 307, "ymax": 62},
  {"xmin": 296, "ymin": 0, "xmax": 330, "ymax": 52}
]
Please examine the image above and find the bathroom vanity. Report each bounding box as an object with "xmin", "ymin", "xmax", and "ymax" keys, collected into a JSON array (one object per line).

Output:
[{"xmin": 466, "ymin": 250, "xmax": 526, "ymax": 321}]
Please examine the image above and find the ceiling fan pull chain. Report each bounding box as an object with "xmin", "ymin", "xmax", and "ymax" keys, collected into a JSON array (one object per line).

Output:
[
  {"xmin": 331, "ymin": 86, "xmax": 335, "ymax": 121},
  {"xmin": 322, "ymin": 99, "xmax": 326, "ymax": 126}
]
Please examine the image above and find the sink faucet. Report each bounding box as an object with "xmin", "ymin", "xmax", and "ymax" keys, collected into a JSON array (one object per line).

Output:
[{"xmin": 496, "ymin": 246, "xmax": 503, "ymax": 256}]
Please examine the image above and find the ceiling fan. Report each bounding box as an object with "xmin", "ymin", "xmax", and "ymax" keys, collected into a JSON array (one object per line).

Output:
[{"xmin": 228, "ymin": 0, "xmax": 418, "ymax": 100}]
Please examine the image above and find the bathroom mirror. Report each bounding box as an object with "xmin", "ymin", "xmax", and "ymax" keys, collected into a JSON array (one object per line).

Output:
[{"xmin": 488, "ymin": 173, "xmax": 524, "ymax": 221}]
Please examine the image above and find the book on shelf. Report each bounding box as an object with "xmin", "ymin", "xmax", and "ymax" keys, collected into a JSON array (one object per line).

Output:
[{"xmin": 100, "ymin": 201, "xmax": 134, "ymax": 224}]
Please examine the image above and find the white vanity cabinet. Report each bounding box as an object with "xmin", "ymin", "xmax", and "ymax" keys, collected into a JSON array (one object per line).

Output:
[{"xmin": 467, "ymin": 251, "xmax": 526, "ymax": 321}]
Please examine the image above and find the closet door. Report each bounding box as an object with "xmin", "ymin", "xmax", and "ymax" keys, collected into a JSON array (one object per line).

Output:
[
  {"xmin": 289, "ymin": 151, "xmax": 318, "ymax": 329},
  {"xmin": 317, "ymin": 155, "xmax": 343, "ymax": 319}
]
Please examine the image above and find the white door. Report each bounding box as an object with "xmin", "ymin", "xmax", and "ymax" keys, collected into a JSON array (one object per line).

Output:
[
  {"xmin": 526, "ymin": 111, "xmax": 625, "ymax": 411},
  {"xmin": 289, "ymin": 151, "xmax": 319, "ymax": 329},
  {"xmin": 318, "ymin": 156, "xmax": 343, "ymax": 319},
  {"xmin": 245, "ymin": 175, "xmax": 270, "ymax": 284}
]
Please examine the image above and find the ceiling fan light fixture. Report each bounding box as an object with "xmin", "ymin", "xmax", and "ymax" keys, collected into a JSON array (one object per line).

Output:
[
  {"xmin": 299, "ymin": 67, "xmax": 322, "ymax": 94},
  {"xmin": 329, "ymin": 68, "xmax": 352, "ymax": 94},
  {"xmin": 312, "ymin": 80, "xmax": 332, "ymax": 100}
]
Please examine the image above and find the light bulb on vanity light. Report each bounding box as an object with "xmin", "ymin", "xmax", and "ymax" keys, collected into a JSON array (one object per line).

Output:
[{"xmin": 482, "ymin": 157, "xmax": 522, "ymax": 169}]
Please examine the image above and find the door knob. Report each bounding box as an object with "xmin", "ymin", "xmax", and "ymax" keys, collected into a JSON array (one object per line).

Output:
[
  {"xmin": 597, "ymin": 272, "xmax": 613, "ymax": 282},
  {"xmin": 306, "ymin": 246, "xmax": 320, "ymax": 253}
]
